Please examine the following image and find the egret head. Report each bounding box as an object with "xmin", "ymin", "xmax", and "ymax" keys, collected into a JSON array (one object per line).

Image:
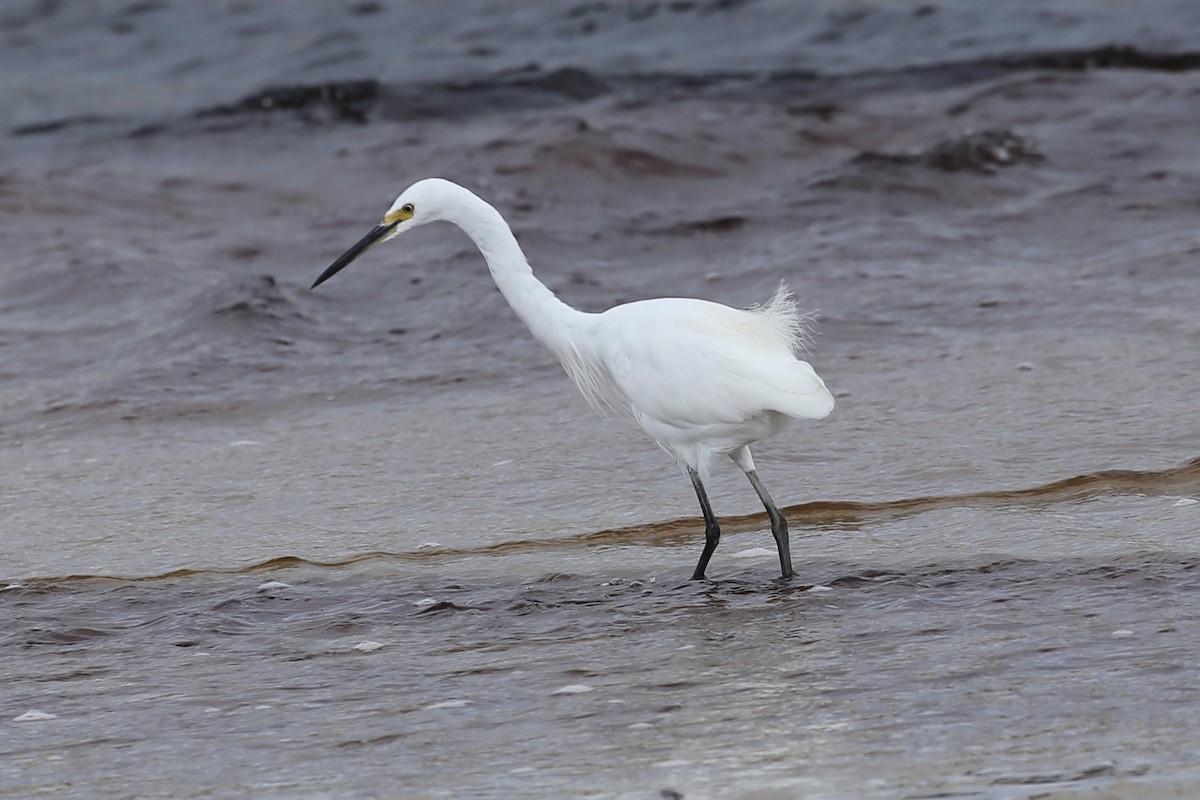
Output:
[{"xmin": 310, "ymin": 178, "xmax": 456, "ymax": 289}]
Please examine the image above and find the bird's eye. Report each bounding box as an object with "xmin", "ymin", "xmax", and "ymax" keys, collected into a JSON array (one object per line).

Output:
[{"xmin": 401, "ymin": 203, "xmax": 415, "ymax": 215}]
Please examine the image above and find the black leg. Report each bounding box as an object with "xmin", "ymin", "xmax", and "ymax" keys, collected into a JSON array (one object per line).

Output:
[
  {"xmin": 745, "ymin": 470, "xmax": 793, "ymax": 579},
  {"xmin": 688, "ymin": 468, "xmax": 720, "ymax": 580}
]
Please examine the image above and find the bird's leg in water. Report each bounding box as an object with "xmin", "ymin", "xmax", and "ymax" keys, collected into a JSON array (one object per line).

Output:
[
  {"xmin": 745, "ymin": 470, "xmax": 793, "ymax": 579},
  {"xmin": 688, "ymin": 468, "xmax": 721, "ymax": 580}
]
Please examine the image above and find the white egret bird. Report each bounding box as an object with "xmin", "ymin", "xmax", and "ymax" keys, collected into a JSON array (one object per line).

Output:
[{"xmin": 311, "ymin": 178, "xmax": 834, "ymax": 580}]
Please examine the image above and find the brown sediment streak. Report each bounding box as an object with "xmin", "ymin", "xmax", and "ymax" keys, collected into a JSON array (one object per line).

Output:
[
  {"xmin": 786, "ymin": 455, "xmax": 1200, "ymax": 528},
  {"xmin": 533, "ymin": 455, "xmax": 1200, "ymax": 546},
  {"xmin": 16, "ymin": 457, "xmax": 1199, "ymax": 584}
]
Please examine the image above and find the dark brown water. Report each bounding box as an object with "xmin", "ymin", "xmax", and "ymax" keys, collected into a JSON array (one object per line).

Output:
[{"xmin": 3, "ymin": 1, "xmax": 1200, "ymax": 797}]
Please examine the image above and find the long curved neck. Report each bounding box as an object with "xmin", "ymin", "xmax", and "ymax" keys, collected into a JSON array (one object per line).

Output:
[{"xmin": 447, "ymin": 189, "xmax": 586, "ymax": 358}]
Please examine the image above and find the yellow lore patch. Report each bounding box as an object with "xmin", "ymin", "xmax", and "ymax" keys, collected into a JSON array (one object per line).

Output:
[{"xmin": 383, "ymin": 205, "xmax": 414, "ymax": 225}]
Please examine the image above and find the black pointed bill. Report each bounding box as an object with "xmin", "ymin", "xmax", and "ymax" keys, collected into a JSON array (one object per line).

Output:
[{"xmin": 311, "ymin": 221, "xmax": 399, "ymax": 289}]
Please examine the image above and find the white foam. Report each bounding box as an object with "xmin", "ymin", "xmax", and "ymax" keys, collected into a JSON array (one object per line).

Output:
[
  {"xmin": 353, "ymin": 640, "xmax": 385, "ymax": 653},
  {"xmin": 425, "ymin": 699, "xmax": 472, "ymax": 710},
  {"xmin": 551, "ymin": 684, "xmax": 595, "ymax": 695},
  {"xmin": 730, "ymin": 547, "xmax": 774, "ymax": 559},
  {"xmin": 14, "ymin": 710, "xmax": 57, "ymax": 722}
]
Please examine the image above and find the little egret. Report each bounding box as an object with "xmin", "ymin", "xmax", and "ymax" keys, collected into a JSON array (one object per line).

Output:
[{"xmin": 311, "ymin": 178, "xmax": 834, "ymax": 580}]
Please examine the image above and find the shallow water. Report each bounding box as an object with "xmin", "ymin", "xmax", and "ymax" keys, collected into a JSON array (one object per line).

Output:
[
  {"xmin": 3, "ymin": 1, "xmax": 1200, "ymax": 798},
  {"xmin": 6, "ymin": 539, "xmax": 1200, "ymax": 799}
]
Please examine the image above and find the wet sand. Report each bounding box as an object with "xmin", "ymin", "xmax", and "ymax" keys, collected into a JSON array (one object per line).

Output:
[{"xmin": 3, "ymin": 1, "xmax": 1200, "ymax": 798}]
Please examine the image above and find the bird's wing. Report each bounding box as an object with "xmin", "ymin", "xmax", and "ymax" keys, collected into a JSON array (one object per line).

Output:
[{"xmin": 598, "ymin": 298, "xmax": 833, "ymax": 427}]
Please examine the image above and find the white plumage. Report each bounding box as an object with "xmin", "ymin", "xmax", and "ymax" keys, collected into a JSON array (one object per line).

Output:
[{"xmin": 312, "ymin": 178, "xmax": 834, "ymax": 580}]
